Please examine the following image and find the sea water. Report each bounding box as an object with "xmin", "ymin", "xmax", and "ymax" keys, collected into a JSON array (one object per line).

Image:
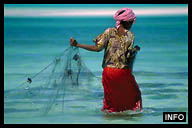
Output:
[{"xmin": 4, "ymin": 15, "xmax": 188, "ymax": 124}]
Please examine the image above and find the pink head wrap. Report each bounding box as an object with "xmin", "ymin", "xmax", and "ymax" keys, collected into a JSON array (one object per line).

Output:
[{"xmin": 113, "ymin": 8, "xmax": 136, "ymax": 29}]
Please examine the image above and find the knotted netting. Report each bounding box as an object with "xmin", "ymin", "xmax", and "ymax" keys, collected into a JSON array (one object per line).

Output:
[{"xmin": 4, "ymin": 46, "xmax": 101, "ymax": 116}]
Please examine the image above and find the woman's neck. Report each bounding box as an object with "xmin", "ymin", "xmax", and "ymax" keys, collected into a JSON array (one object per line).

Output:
[{"xmin": 117, "ymin": 26, "xmax": 127, "ymax": 37}]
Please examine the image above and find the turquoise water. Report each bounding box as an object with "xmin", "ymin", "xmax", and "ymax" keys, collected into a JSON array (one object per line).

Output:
[{"xmin": 4, "ymin": 15, "xmax": 188, "ymax": 124}]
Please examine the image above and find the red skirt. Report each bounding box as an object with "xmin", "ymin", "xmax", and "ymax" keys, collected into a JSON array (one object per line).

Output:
[{"xmin": 102, "ymin": 67, "xmax": 142, "ymax": 113}]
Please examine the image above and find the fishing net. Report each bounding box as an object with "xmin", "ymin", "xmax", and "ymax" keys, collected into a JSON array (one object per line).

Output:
[
  {"xmin": 4, "ymin": 46, "xmax": 101, "ymax": 117},
  {"xmin": 4, "ymin": 44, "xmax": 140, "ymax": 118}
]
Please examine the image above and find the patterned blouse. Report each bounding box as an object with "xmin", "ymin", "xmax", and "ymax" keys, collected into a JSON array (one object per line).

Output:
[{"xmin": 93, "ymin": 27, "xmax": 135, "ymax": 69}]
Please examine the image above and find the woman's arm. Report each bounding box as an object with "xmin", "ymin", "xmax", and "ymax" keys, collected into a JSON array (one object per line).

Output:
[{"xmin": 70, "ymin": 37, "xmax": 100, "ymax": 52}]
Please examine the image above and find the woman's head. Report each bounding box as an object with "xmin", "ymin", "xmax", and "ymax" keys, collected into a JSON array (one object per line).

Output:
[
  {"xmin": 120, "ymin": 20, "xmax": 133, "ymax": 30},
  {"xmin": 113, "ymin": 8, "xmax": 136, "ymax": 29}
]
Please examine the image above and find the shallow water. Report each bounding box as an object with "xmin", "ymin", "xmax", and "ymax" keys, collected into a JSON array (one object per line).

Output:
[{"xmin": 4, "ymin": 14, "xmax": 188, "ymax": 124}]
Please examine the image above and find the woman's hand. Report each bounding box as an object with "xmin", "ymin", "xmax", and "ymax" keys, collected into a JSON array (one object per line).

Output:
[
  {"xmin": 133, "ymin": 45, "xmax": 140, "ymax": 52},
  {"xmin": 69, "ymin": 37, "xmax": 99, "ymax": 52},
  {"xmin": 70, "ymin": 37, "xmax": 78, "ymax": 47}
]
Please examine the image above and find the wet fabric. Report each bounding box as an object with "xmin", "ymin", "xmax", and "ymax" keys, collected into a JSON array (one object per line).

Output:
[{"xmin": 102, "ymin": 67, "xmax": 142, "ymax": 113}]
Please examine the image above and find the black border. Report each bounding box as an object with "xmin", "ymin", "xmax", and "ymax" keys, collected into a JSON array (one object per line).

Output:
[
  {"xmin": 1, "ymin": 0, "xmax": 190, "ymax": 4},
  {"xmin": 1, "ymin": 0, "xmax": 190, "ymax": 128}
]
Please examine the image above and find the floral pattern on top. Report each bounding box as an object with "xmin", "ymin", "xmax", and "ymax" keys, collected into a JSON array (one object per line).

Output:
[{"xmin": 93, "ymin": 28, "xmax": 135, "ymax": 69}]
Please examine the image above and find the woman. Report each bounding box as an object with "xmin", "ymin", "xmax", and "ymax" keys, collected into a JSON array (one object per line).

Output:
[{"xmin": 70, "ymin": 8, "xmax": 142, "ymax": 113}]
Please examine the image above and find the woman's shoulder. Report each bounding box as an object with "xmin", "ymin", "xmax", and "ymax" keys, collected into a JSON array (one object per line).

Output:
[
  {"xmin": 104, "ymin": 27, "xmax": 116, "ymax": 32},
  {"xmin": 103, "ymin": 27, "xmax": 117, "ymax": 36}
]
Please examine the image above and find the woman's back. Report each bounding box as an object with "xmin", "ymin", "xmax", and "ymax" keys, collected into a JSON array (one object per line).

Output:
[{"xmin": 94, "ymin": 27, "xmax": 135, "ymax": 69}]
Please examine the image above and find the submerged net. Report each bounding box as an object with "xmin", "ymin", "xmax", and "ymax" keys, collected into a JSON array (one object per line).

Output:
[
  {"xmin": 4, "ymin": 44, "xmax": 140, "ymax": 117},
  {"xmin": 4, "ymin": 46, "xmax": 101, "ymax": 116}
]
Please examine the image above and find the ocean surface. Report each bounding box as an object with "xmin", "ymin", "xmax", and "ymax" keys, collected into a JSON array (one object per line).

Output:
[{"xmin": 4, "ymin": 14, "xmax": 188, "ymax": 124}]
